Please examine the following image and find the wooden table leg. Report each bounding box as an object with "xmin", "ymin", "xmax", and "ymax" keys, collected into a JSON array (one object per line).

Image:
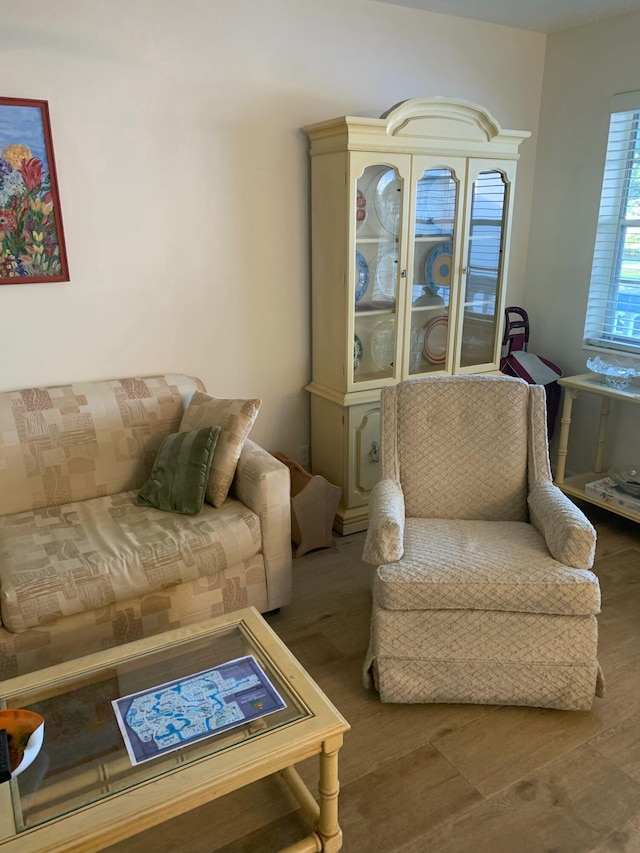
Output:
[
  {"xmin": 555, "ymin": 388, "xmax": 579, "ymax": 484},
  {"xmin": 317, "ymin": 738, "xmax": 342, "ymax": 852},
  {"xmin": 594, "ymin": 395, "xmax": 611, "ymax": 473},
  {"xmin": 278, "ymin": 735, "xmax": 344, "ymax": 853}
]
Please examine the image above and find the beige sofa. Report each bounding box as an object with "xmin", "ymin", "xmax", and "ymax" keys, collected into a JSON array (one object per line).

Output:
[{"xmin": 0, "ymin": 374, "xmax": 292, "ymax": 679}]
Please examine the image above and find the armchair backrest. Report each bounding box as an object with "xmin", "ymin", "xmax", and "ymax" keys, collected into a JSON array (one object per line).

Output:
[{"xmin": 380, "ymin": 375, "xmax": 550, "ymax": 521}]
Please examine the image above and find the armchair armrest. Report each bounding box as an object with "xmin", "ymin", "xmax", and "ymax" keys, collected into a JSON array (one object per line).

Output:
[
  {"xmin": 234, "ymin": 440, "xmax": 292, "ymax": 609},
  {"xmin": 528, "ymin": 480, "xmax": 597, "ymax": 569},
  {"xmin": 362, "ymin": 478, "xmax": 405, "ymax": 565}
]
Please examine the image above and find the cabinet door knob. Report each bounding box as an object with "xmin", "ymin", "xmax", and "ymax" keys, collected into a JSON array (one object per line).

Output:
[{"xmin": 369, "ymin": 440, "xmax": 380, "ymax": 463}]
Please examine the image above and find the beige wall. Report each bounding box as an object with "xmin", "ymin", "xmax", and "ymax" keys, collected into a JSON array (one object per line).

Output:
[
  {"xmin": 526, "ymin": 10, "xmax": 640, "ymax": 472},
  {"xmin": 0, "ymin": 0, "xmax": 545, "ymax": 458}
]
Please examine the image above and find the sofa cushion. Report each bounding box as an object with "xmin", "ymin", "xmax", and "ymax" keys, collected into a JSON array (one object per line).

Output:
[
  {"xmin": 0, "ymin": 555, "xmax": 269, "ymax": 680},
  {"xmin": 0, "ymin": 491, "xmax": 262, "ymax": 633},
  {"xmin": 375, "ymin": 518, "xmax": 601, "ymax": 616},
  {"xmin": 179, "ymin": 393, "xmax": 261, "ymax": 508},
  {"xmin": 0, "ymin": 374, "xmax": 205, "ymax": 517},
  {"xmin": 136, "ymin": 427, "xmax": 220, "ymax": 515}
]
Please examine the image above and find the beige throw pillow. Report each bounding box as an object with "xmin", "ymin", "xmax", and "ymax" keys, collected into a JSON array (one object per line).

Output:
[{"xmin": 179, "ymin": 392, "xmax": 261, "ymax": 508}]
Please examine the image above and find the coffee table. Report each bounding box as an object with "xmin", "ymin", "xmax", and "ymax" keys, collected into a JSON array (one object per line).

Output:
[{"xmin": 0, "ymin": 607, "xmax": 350, "ymax": 853}]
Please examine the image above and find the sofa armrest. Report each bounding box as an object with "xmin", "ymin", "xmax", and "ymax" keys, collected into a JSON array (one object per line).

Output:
[
  {"xmin": 362, "ymin": 479, "xmax": 405, "ymax": 565},
  {"xmin": 234, "ymin": 440, "xmax": 292, "ymax": 609},
  {"xmin": 528, "ymin": 480, "xmax": 597, "ymax": 569}
]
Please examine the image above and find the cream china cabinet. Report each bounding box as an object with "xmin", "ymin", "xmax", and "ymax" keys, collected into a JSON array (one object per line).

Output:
[{"xmin": 304, "ymin": 98, "xmax": 530, "ymax": 533}]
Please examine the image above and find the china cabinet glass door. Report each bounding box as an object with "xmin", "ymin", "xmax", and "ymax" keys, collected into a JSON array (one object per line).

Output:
[
  {"xmin": 459, "ymin": 164, "xmax": 511, "ymax": 368},
  {"xmin": 352, "ymin": 161, "xmax": 406, "ymax": 386},
  {"xmin": 406, "ymin": 160, "xmax": 464, "ymax": 375}
]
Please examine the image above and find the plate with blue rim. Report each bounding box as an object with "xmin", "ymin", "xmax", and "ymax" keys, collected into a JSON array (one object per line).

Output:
[
  {"xmin": 355, "ymin": 251, "xmax": 369, "ymax": 303},
  {"xmin": 425, "ymin": 242, "xmax": 453, "ymax": 294}
]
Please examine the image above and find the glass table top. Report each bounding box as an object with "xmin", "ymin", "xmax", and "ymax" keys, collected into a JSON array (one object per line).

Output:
[{"xmin": 1, "ymin": 616, "xmax": 310, "ymax": 832}]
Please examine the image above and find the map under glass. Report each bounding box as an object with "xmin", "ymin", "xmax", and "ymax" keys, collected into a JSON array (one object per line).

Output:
[{"xmin": 112, "ymin": 655, "xmax": 286, "ymax": 765}]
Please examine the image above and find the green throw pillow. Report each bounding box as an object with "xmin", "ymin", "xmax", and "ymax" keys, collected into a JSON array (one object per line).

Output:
[{"xmin": 136, "ymin": 427, "xmax": 220, "ymax": 515}]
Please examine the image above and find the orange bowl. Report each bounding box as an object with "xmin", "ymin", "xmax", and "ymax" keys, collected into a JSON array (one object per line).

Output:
[{"xmin": 0, "ymin": 709, "xmax": 45, "ymax": 777}]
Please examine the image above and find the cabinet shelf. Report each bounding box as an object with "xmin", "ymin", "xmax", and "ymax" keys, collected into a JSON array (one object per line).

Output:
[
  {"xmin": 356, "ymin": 237, "xmax": 399, "ymax": 245},
  {"xmin": 557, "ymin": 472, "xmax": 640, "ymax": 523},
  {"xmin": 353, "ymin": 369, "xmax": 394, "ymax": 383},
  {"xmin": 463, "ymin": 298, "xmax": 497, "ymax": 310},
  {"xmin": 355, "ymin": 305, "xmax": 396, "ymax": 315},
  {"xmin": 411, "ymin": 304, "xmax": 449, "ymax": 314}
]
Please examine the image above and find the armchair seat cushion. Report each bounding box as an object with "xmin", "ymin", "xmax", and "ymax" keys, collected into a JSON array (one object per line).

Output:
[{"xmin": 376, "ymin": 518, "xmax": 601, "ymax": 617}]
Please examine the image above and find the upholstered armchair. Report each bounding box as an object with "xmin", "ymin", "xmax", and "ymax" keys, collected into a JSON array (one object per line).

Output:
[{"xmin": 363, "ymin": 375, "xmax": 603, "ymax": 711}]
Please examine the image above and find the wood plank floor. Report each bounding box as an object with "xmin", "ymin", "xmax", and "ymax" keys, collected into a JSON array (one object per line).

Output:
[{"xmin": 105, "ymin": 504, "xmax": 640, "ymax": 853}]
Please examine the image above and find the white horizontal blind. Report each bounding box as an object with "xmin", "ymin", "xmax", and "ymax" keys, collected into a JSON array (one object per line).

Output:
[
  {"xmin": 466, "ymin": 170, "xmax": 506, "ymax": 317},
  {"xmin": 584, "ymin": 92, "xmax": 640, "ymax": 356}
]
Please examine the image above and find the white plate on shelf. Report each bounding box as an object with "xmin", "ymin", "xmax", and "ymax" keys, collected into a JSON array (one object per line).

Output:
[
  {"xmin": 371, "ymin": 318, "xmax": 396, "ymax": 371},
  {"xmin": 374, "ymin": 169, "xmax": 402, "ymax": 236},
  {"xmin": 409, "ymin": 325, "xmax": 427, "ymax": 373},
  {"xmin": 422, "ymin": 316, "xmax": 448, "ymax": 364},
  {"xmin": 374, "ymin": 247, "xmax": 398, "ymax": 302},
  {"xmin": 415, "ymin": 174, "xmax": 455, "ymax": 235}
]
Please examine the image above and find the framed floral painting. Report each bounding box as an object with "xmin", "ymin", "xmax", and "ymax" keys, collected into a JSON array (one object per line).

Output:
[{"xmin": 0, "ymin": 97, "xmax": 69, "ymax": 284}]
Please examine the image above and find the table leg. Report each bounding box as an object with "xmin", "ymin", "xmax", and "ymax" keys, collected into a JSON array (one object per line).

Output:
[
  {"xmin": 594, "ymin": 395, "xmax": 611, "ymax": 473},
  {"xmin": 556, "ymin": 388, "xmax": 579, "ymax": 484},
  {"xmin": 317, "ymin": 739, "xmax": 342, "ymax": 852},
  {"xmin": 278, "ymin": 736, "xmax": 344, "ymax": 853}
]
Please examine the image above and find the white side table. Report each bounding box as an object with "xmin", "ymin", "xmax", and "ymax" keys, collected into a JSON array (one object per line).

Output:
[{"xmin": 555, "ymin": 373, "xmax": 640, "ymax": 522}]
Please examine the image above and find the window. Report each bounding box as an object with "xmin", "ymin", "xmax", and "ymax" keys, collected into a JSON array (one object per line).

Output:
[
  {"xmin": 466, "ymin": 170, "xmax": 506, "ymax": 317},
  {"xmin": 584, "ymin": 91, "xmax": 640, "ymax": 356}
]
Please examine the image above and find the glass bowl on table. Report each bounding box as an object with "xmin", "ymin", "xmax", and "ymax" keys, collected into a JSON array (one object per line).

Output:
[
  {"xmin": 608, "ymin": 464, "xmax": 640, "ymax": 498},
  {"xmin": 586, "ymin": 355, "xmax": 639, "ymax": 391}
]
